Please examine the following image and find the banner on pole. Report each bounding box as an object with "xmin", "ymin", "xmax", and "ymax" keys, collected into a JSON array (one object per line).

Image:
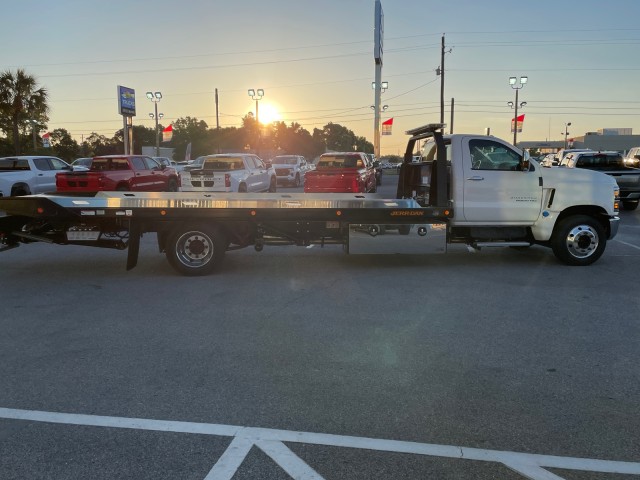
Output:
[
  {"xmin": 185, "ymin": 142, "xmax": 192, "ymax": 162},
  {"xmin": 162, "ymin": 124, "xmax": 173, "ymax": 142},
  {"xmin": 511, "ymin": 114, "xmax": 525, "ymax": 133},
  {"xmin": 42, "ymin": 132, "xmax": 51, "ymax": 148},
  {"xmin": 381, "ymin": 117, "xmax": 393, "ymax": 135}
]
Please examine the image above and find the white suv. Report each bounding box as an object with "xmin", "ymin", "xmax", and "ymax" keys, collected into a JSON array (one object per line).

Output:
[{"xmin": 271, "ymin": 155, "xmax": 310, "ymax": 187}]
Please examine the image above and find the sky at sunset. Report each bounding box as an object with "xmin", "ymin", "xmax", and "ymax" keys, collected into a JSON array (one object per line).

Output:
[{"xmin": 2, "ymin": 0, "xmax": 640, "ymax": 156}]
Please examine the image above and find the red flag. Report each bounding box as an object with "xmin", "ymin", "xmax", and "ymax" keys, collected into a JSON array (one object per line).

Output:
[
  {"xmin": 162, "ymin": 124, "xmax": 173, "ymax": 142},
  {"xmin": 511, "ymin": 114, "xmax": 525, "ymax": 134},
  {"xmin": 381, "ymin": 117, "xmax": 393, "ymax": 136}
]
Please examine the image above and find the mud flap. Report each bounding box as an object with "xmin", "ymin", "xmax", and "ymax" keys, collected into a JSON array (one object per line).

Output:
[{"xmin": 126, "ymin": 221, "xmax": 141, "ymax": 271}]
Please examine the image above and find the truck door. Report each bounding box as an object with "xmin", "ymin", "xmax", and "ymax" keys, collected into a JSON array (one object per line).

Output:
[
  {"xmin": 31, "ymin": 157, "xmax": 60, "ymax": 193},
  {"xmin": 461, "ymin": 137, "xmax": 542, "ymax": 222},
  {"xmin": 143, "ymin": 157, "xmax": 166, "ymax": 191},
  {"xmin": 130, "ymin": 156, "xmax": 154, "ymax": 190},
  {"xmin": 247, "ymin": 156, "xmax": 269, "ymax": 191}
]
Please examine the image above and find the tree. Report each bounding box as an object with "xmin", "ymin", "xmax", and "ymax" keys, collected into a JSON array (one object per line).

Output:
[
  {"xmin": 49, "ymin": 128, "xmax": 80, "ymax": 161},
  {"xmin": 84, "ymin": 133, "xmax": 116, "ymax": 157},
  {"xmin": 0, "ymin": 69, "xmax": 49, "ymax": 155},
  {"xmin": 312, "ymin": 122, "xmax": 372, "ymax": 154},
  {"xmin": 171, "ymin": 116, "xmax": 210, "ymax": 160}
]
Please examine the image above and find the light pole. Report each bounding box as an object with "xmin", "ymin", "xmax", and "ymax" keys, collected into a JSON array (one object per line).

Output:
[
  {"xmin": 146, "ymin": 91, "xmax": 162, "ymax": 156},
  {"xmin": 248, "ymin": 89, "xmax": 264, "ymax": 153},
  {"xmin": 563, "ymin": 122, "xmax": 572, "ymax": 149},
  {"xmin": 372, "ymin": 81, "xmax": 388, "ymax": 160},
  {"xmin": 248, "ymin": 89, "xmax": 264, "ymax": 124},
  {"xmin": 508, "ymin": 76, "xmax": 527, "ymax": 146}
]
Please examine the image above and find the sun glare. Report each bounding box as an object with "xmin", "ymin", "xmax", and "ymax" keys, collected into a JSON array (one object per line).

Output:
[{"xmin": 256, "ymin": 103, "xmax": 281, "ymax": 124}]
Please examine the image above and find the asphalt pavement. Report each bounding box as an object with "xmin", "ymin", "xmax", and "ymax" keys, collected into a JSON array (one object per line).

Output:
[{"xmin": 0, "ymin": 174, "xmax": 639, "ymax": 479}]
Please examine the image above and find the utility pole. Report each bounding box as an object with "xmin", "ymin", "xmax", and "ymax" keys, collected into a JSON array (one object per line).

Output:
[
  {"xmin": 215, "ymin": 88, "xmax": 219, "ymax": 130},
  {"xmin": 450, "ymin": 98, "xmax": 455, "ymax": 134},
  {"xmin": 440, "ymin": 34, "xmax": 445, "ymax": 124}
]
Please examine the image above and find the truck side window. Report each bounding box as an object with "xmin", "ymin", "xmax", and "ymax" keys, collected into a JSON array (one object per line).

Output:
[
  {"xmin": 32, "ymin": 158, "xmax": 51, "ymax": 171},
  {"xmin": 131, "ymin": 157, "xmax": 147, "ymax": 170},
  {"xmin": 469, "ymin": 139, "xmax": 521, "ymax": 171}
]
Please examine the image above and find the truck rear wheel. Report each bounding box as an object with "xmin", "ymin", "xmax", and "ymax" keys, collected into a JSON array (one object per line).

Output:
[
  {"xmin": 551, "ymin": 215, "xmax": 606, "ymax": 266},
  {"xmin": 166, "ymin": 224, "xmax": 227, "ymax": 276}
]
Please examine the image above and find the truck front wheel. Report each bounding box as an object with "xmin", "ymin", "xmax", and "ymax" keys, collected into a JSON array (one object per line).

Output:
[
  {"xmin": 166, "ymin": 224, "xmax": 227, "ymax": 276},
  {"xmin": 551, "ymin": 215, "xmax": 606, "ymax": 266}
]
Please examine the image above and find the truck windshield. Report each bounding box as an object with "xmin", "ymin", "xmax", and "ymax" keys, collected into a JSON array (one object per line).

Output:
[
  {"xmin": 273, "ymin": 157, "xmax": 297, "ymax": 165},
  {"xmin": 0, "ymin": 158, "xmax": 30, "ymax": 170},
  {"xmin": 317, "ymin": 155, "xmax": 363, "ymax": 168},
  {"xmin": 203, "ymin": 157, "xmax": 244, "ymax": 170}
]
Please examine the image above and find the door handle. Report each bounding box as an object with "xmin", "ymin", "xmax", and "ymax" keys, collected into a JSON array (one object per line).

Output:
[{"xmin": 467, "ymin": 176, "xmax": 484, "ymax": 181}]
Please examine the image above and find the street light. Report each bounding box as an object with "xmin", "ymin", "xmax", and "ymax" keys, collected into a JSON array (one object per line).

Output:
[
  {"xmin": 508, "ymin": 76, "xmax": 527, "ymax": 146},
  {"xmin": 248, "ymin": 88, "xmax": 264, "ymax": 123},
  {"xmin": 371, "ymin": 81, "xmax": 388, "ymax": 92},
  {"xmin": 146, "ymin": 91, "xmax": 162, "ymax": 156},
  {"xmin": 563, "ymin": 122, "xmax": 572, "ymax": 149}
]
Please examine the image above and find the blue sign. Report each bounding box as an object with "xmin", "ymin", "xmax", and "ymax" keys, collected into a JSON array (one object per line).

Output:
[{"xmin": 118, "ymin": 85, "xmax": 136, "ymax": 117}]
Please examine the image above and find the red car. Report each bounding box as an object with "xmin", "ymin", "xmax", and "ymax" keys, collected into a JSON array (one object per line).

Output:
[{"xmin": 56, "ymin": 155, "xmax": 179, "ymax": 192}]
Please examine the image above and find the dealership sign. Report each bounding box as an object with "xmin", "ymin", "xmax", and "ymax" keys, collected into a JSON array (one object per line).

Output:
[{"xmin": 117, "ymin": 85, "xmax": 136, "ymax": 117}]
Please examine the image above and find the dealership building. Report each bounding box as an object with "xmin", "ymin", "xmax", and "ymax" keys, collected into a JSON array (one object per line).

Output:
[{"xmin": 519, "ymin": 128, "xmax": 640, "ymax": 154}]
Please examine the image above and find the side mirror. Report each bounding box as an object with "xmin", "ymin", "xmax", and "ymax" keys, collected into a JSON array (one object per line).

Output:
[
  {"xmin": 373, "ymin": 160, "xmax": 380, "ymax": 167},
  {"xmin": 520, "ymin": 156, "xmax": 530, "ymax": 172}
]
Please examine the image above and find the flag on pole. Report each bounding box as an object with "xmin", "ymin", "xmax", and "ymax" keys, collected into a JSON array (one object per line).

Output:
[
  {"xmin": 185, "ymin": 142, "xmax": 192, "ymax": 162},
  {"xmin": 42, "ymin": 132, "xmax": 51, "ymax": 148},
  {"xmin": 511, "ymin": 114, "xmax": 525, "ymax": 133},
  {"xmin": 162, "ymin": 124, "xmax": 173, "ymax": 142},
  {"xmin": 381, "ymin": 117, "xmax": 393, "ymax": 135}
]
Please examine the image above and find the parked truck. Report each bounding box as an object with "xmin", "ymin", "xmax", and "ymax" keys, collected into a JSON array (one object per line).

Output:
[
  {"xmin": 56, "ymin": 155, "xmax": 179, "ymax": 193},
  {"xmin": 0, "ymin": 124, "xmax": 619, "ymax": 276},
  {"xmin": 559, "ymin": 150, "xmax": 640, "ymax": 211},
  {"xmin": 0, "ymin": 156, "xmax": 77, "ymax": 197},
  {"xmin": 304, "ymin": 152, "xmax": 377, "ymax": 193}
]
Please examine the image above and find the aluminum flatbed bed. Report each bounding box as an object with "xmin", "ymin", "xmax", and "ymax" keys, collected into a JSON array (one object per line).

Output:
[{"xmin": 0, "ymin": 191, "xmax": 452, "ymax": 275}]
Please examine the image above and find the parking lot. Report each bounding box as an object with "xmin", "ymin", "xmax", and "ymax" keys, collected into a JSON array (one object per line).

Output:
[{"xmin": 1, "ymin": 174, "xmax": 639, "ymax": 479}]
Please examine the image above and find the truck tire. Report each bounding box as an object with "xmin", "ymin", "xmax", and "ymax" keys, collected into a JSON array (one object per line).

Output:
[
  {"xmin": 238, "ymin": 183, "xmax": 247, "ymax": 193},
  {"xmin": 166, "ymin": 224, "xmax": 227, "ymax": 276},
  {"xmin": 622, "ymin": 200, "xmax": 638, "ymax": 211},
  {"xmin": 167, "ymin": 178, "xmax": 178, "ymax": 192},
  {"xmin": 11, "ymin": 184, "xmax": 31, "ymax": 196},
  {"xmin": 294, "ymin": 174, "xmax": 300, "ymax": 187},
  {"xmin": 268, "ymin": 177, "xmax": 277, "ymax": 192},
  {"xmin": 116, "ymin": 184, "xmax": 129, "ymax": 191},
  {"xmin": 551, "ymin": 215, "xmax": 606, "ymax": 266}
]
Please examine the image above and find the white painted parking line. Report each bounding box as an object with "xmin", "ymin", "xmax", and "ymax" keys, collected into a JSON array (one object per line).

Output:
[
  {"xmin": 614, "ymin": 239, "xmax": 640, "ymax": 251},
  {"xmin": 0, "ymin": 407, "xmax": 639, "ymax": 480}
]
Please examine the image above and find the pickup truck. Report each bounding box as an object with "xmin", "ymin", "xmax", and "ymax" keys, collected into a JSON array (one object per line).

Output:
[
  {"xmin": 180, "ymin": 154, "xmax": 277, "ymax": 193},
  {"xmin": 271, "ymin": 155, "xmax": 311, "ymax": 187},
  {"xmin": 560, "ymin": 150, "xmax": 640, "ymax": 210},
  {"xmin": 624, "ymin": 147, "xmax": 640, "ymax": 167},
  {"xmin": 56, "ymin": 155, "xmax": 179, "ymax": 192},
  {"xmin": 0, "ymin": 155, "xmax": 77, "ymax": 197},
  {"xmin": 304, "ymin": 152, "xmax": 377, "ymax": 193},
  {"xmin": 0, "ymin": 124, "xmax": 620, "ymax": 275}
]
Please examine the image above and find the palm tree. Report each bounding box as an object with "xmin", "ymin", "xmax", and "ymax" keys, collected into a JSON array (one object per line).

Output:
[{"xmin": 0, "ymin": 69, "xmax": 49, "ymax": 155}]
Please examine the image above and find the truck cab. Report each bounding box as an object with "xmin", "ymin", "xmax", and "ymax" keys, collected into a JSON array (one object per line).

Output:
[{"xmin": 396, "ymin": 124, "xmax": 620, "ymax": 265}]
